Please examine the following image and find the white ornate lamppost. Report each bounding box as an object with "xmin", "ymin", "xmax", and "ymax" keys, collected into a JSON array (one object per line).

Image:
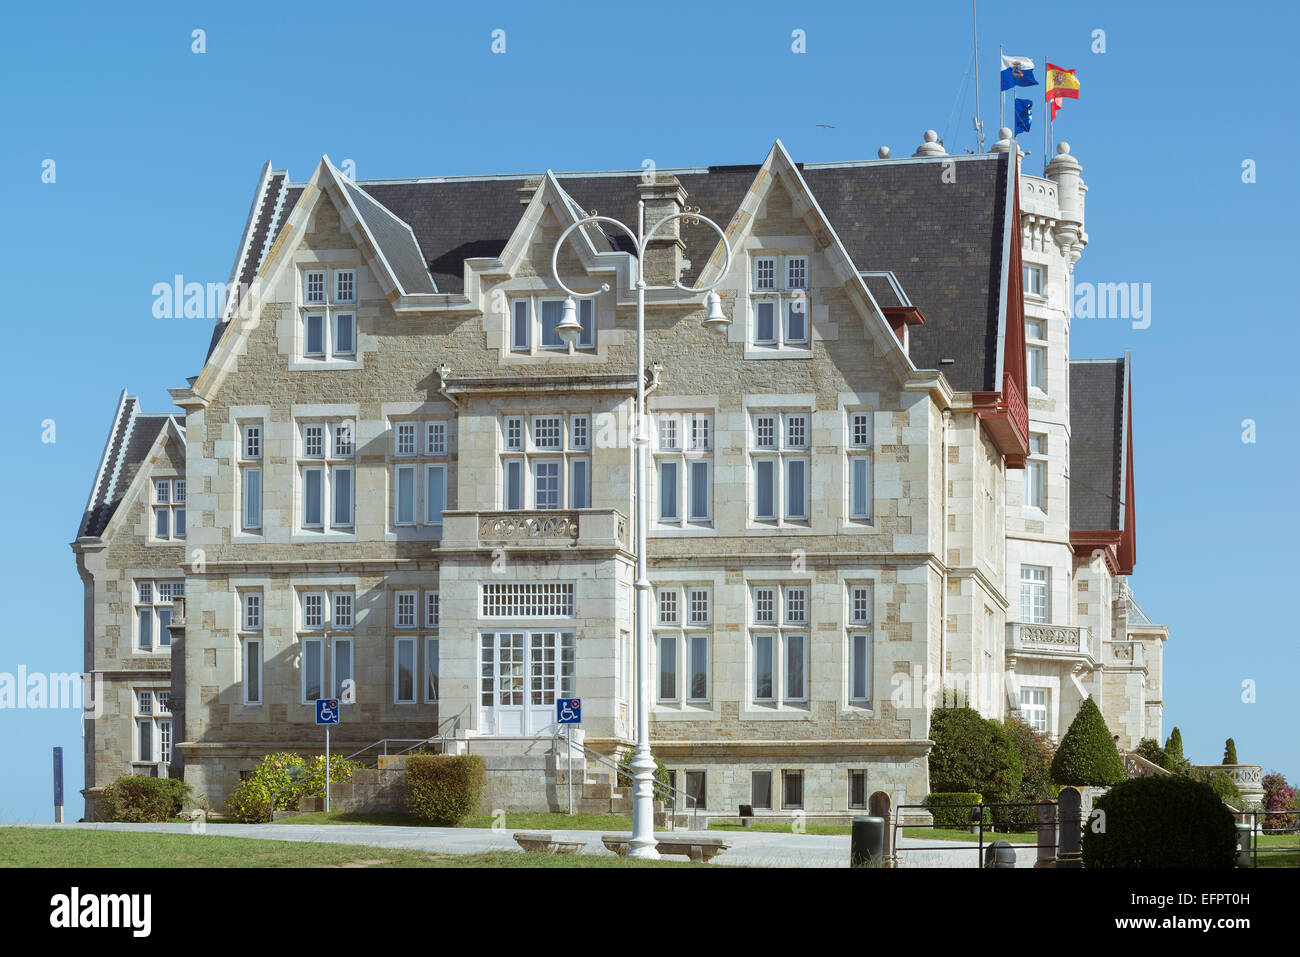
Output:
[{"xmin": 551, "ymin": 200, "xmax": 732, "ymax": 858}]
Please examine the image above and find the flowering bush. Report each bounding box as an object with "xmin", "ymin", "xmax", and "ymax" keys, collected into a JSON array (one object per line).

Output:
[
  {"xmin": 224, "ymin": 752, "xmax": 360, "ymax": 823},
  {"xmin": 1262, "ymin": 771, "xmax": 1298, "ymax": 832}
]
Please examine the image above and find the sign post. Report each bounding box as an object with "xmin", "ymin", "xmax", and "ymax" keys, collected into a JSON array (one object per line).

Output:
[
  {"xmin": 315, "ymin": 699, "xmax": 340, "ymax": 812},
  {"xmin": 556, "ymin": 698, "xmax": 582, "ymax": 815},
  {"xmin": 53, "ymin": 746, "xmax": 64, "ymax": 823}
]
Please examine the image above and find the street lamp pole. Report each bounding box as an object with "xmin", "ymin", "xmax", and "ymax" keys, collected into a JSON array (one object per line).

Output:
[{"xmin": 552, "ymin": 199, "xmax": 732, "ymax": 859}]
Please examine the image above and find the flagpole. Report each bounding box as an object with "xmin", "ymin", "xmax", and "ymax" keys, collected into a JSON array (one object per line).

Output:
[
  {"xmin": 999, "ymin": 44, "xmax": 1004, "ymax": 133},
  {"xmin": 1044, "ymin": 53, "xmax": 1050, "ymax": 175},
  {"xmin": 972, "ymin": 0, "xmax": 984, "ymax": 151}
]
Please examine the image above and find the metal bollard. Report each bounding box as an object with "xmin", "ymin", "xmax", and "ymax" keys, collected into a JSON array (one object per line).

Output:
[
  {"xmin": 851, "ymin": 816, "xmax": 886, "ymax": 868},
  {"xmin": 1234, "ymin": 823, "xmax": 1252, "ymax": 868},
  {"xmin": 984, "ymin": 840, "xmax": 1017, "ymax": 868}
]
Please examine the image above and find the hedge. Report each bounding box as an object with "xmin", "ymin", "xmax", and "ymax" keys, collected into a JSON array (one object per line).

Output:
[
  {"xmin": 615, "ymin": 749, "xmax": 672, "ymax": 795},
  {"xmin": 225, "ymin": 752, "xmax": 360, "ymax": 823},
  {"xmin": 1081, "ymin": 775, "xmax": 1237, "ymax": 868},
  {"xmin": 1050, "ymin": 696, "xmax": 1125, "ymax": 787},
  {"xmin": 928, "ymin": 707, "xmax": 1022, "ymax": 803},
  {"xmin": 100, "ymin": 775, "xmax": 191, "ymax": 822},
  {"xmin": 924, "ymin": 792, "xmax": 991, "ymax": 829},
  {"xmin": 995, "ymin": 717, "xmax": 1060, "ymax": 830},
  {"xmin": 1132, "ymin": 737, "xmax": 1168, "ymax": 770},
  {"xmin": 1190, "ymin": 768, "xmax": 1243, "ymax": 808},
  {"xmin": 407, "ymin": 755, "xmax": 486, "ymax": 825}
]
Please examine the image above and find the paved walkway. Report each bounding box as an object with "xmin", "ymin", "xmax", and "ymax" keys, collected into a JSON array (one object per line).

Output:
[{"xmin": 2, "ymin": 822, "xmax": 1039, "ymax": 868}]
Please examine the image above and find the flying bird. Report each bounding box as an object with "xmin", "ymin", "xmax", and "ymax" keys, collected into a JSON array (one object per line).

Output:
[{"xmin": 816, "ymin": 124, "xmax": 836, "ymax": 129}]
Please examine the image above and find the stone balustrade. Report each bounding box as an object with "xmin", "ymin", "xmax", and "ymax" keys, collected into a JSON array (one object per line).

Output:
[
  {"xmin": 1006, "ymin": 622, "xmax": 1092, "ymax": 660},
  {"xmin": 440, "ymin": 508, "xmax": 629, "ymax": 552},
  {"xmin": 1108, "ymin": 640, "xmax": 1145, "ymax": 668},
  {"xmin": 1194, "ymin": 764, "xmax": 1266, "ymax": 804}
]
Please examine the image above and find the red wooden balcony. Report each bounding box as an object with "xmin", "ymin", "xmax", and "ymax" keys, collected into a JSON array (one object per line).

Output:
[{"xmin": 974, "ymin": 373, "xmax": 1030, "ymax": 466}]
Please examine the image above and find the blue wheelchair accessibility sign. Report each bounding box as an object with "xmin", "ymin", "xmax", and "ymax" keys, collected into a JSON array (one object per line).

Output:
[
  {"xmin": 556, "ymin": 698, "xmax": 581, "ymax": 724},
  {"xmin": 316, "ymin": 698, "xmax": 340, "ymax": 725}
]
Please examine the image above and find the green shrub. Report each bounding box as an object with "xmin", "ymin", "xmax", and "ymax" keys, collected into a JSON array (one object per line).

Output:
[
  {"xmin": 1081, "ymin": 775, "xmax": 1237, "ymax": 868},
  {"xmin": 224, "ymin": 752, "xmax": 360, "ymax": 823},
  {"xmin": 994, "ymin": 717, "xmax": 1059, "ymax": 830},
  {"xmin": 406, "ymin": 755, "xmax": 486, "ymax": 825},
  {"xmin": 1132, "ymin": 737, "xmax": 1168, "ymax": 769},
  {"xmin": 1190, "ymin": 768, "xmax": 1243, "ymax": 807},
  {"xmin": 100, "ymin": 775, "xmax": 191, "ymax": 823},
  {"xmin": 615, "ymin": 749, "xmax": 672, "ymax": 795},
  {"xmin": 1222, "ymin": 738, "xmax": 1238, "ymax": 765},
  {"xmin": 1050, "ymin": 697, "xmax": 1125, "ymax": 787},
  {"xmin": 1163, "ymin": 727, "xmax": 1192, "ymax": 775},
  {"xmin": 924, "ymin": 792, "xmax": 991, "ymax": 829},
  {"xmin": 928, "ymin": 707, "xmax": 1022, "ymax": 803}
]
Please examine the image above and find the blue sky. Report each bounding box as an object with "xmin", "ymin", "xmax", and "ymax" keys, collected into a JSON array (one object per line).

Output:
[{"xmin": 1, "ymin": 0, "xmax": 1294, "ymax": 821}]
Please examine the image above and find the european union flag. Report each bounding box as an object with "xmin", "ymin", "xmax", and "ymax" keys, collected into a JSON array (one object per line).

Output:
[
  {"xmin": 1015, "ymin": 98, "xmax": 1032, "ymax": 135},
  {"xmin": 1001, "ymin": 55, "xmax": 1038, "ymax": 91}
]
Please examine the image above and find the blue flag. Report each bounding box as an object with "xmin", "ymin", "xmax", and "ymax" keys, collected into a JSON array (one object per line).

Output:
[
  {"xmin": 1015, "ymin": 97, "xmax": 1032, "ymax": 134},
  {"xmin": 1001, "ymin": 55, "xmax": 1038, "ymax": 91}
]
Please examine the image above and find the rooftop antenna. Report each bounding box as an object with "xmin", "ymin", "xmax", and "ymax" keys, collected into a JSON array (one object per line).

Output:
[{"xmin": 972, "ymin": 0, "xmax": 985, "ymax": 152}]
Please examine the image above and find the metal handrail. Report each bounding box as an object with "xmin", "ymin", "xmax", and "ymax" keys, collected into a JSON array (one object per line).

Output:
[
  {"xmin": 267, "ymin": 713, "xmax": 462, "ymax": 815},
  {"xmin": 553, "ymin": 730, "xmax": 703, "ymax": 831}
]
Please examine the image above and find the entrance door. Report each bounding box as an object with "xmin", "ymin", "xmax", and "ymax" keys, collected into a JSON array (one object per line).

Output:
[{"xmin": 480, "ymin": 631, "xmax": 574, "ymax": 736}]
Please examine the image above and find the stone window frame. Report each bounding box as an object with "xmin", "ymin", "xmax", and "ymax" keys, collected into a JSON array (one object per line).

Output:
[
  {"xmin": 297, "ymin": 265, "xmax": 358, "ymax": 364},
  {"xmin": 237, "ymin": 591, "xmax": 263, "ymax": 707},
  {"xmin": 749, "ymin": 409, "xmax": 811, "ymax": 527},
  {"xmin": 749, "ymin": 601, "xmax": 810, "ymax": 709},
  {"xmin": 1019, "ymin": 565, "xmax": 1051, "ymax": 623},
  {"xmin": 133, "ymin": 688, "xmax": 173, "ymax": 766},
  {"xmin": 652, "ymin": 584, "xmax": 712, "ymax": 708},
  {"xmin": 1024, "ymin": 432, "xmax": 1048, "ymax": 513},
  {"xmin": 750, "ymin": 770, "xmax": 774, "ymax": 810},
  {"xmin": 499, "ymin": 411, "xmax": 589, "ymax": 512},
  {"xmin": 848, "ymin": 769, "xmax": 869, "ymax": 809},
  {"xmin": 1026, "ymin": 317, "xmax": 1048, "ymax": 393},
  {"xmin": 844, "ymin": 407, "xmax": 874, "ymax": 525},
  {"xmin": 238, "ymin": 421, "xmax": 263, "ymax": 534},
  {"xmin": 297, "ymin": 418, "xmax": 355, "ymax": 534},
  {"xmin": 1020, "ymin": 686, "xmax": 1049, "ymax": 734},
  {"xmin": 508, "ymin": 295, "xmax": 595, "ymax": 355},
  {"xmin": 150, "ymin": 478, "xmax": 186, "ymax": 542},
  {"xmin": 651, "ymin": 411, "xmax": 713, "ymax": 529},
  {"xmin": 134, "ymin": 579, "xmax": 181, "ymax": 654},
  {"xmin": 846, "ymin": 581, "xmax": 874, "ymax": 708},
  {"xmin": 296, "ymin": 586, "xmax": 355, "ymax": 705},
  {"xmin": 1022, "ymin": 262, "xmax": 1045, "ymax": 298},
  {"xmin": 748, "ymin": 253, "xmax": 811, "ymax": 352},
  {"xmin": 390, "ymin": 416, "xmax": 453, "ymax": 529},
  {"xmin": 781, "ymin": 769, "xmax": 805, "ymax": 810}
]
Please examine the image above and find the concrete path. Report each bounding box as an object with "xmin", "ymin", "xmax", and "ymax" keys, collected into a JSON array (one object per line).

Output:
[{"xmin": 1, "ymin": 821, "xmax": 1039, "ymax": 868}]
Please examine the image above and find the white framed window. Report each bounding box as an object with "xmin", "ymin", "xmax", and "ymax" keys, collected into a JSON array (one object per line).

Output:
[
  {"xmin": 241, "ymin": 592, "xmax": 262, "ymax": 631},
  {"xmin": 849, "ymin": 631, "xmax": 872, "ymax": 704},
  {"xmin": 425, "ymin": 591, "xmax": 440, "ymax": 630},
  {"xmin": 395, "ymin": 591, "xmax": 418, "ymax": 629},
  {"xmin": 510, "ymin": 296, "xmax": 595, "ymax": 354},
  {"xmin": 1020, "ymin": 565, "xmax": 1050, "ymax": 623},
  {"xmin": 1026, "ymin": 318, "xmax": 1047, "ymax": 392},
  {"xmin": 241, "ymin": 636, "xmax": 262, "ymax": 705},
  {"xmin": 134, "ymin": 580, "xmax": 182, "ymax": 653},
  {"xmin": 654, "ymin": 584, "xmax": 712, "ymax": 705},
  {"xmin": 238, "ymin": 421, "xmax": 263, "ymax": 533},
  {"xmin": 151, "ymin": 479, "xmax": 186, "ymax": 541},
  {"xmin": 653, "ymin": 412, "xmax": 713, "ymax": 527},
  {"xmin": 750, "ymin": 583, "xmax": 809, "ymax": 707},
  {"xmin": 296, "ymin": 419, "xmax": 355, "ymax": 533},
  {"xmin": 425, "ymin": 636, "xmax": 440, "ymax": 702},
  {"xmin": 394, "ymin": 637, "xmax": 417, "ymax": 704},
  {"xmin": 847, "ymin": 410, "xmax": 873, "ymax": 522},
  {"xmin": 480, "ymin": 582, "xmax": 575, "ymax": 618},
  {"xmin": 333, "ymin": 637, "xmax": 354, "ymax": 701},
  {"xmin": 390, "ymin": 418, "xmax": 453, "ymax": 529},
  {"xmin": 1023, "ymin": 263, "xmax": 1044, "ymax": 297},
  {"xmin": 499, "ymin": 412, "xmax": 589, "ymax": 511},
  {"xmin": 1021, "ymin": 687, "xmax": 1049, "ymax": 733},
  {"xmin": 301, "ymin": 636, "xmax": 324, "ymax": 703},
  {"xmin": 134, "ymin": 689, "xmax": 174, "ymax": 765},
  {"xmin": 750, "ymin": 254, "xmax": 811, "ymax": 349},
  {"xmin": 300, "ymin": 267, "xmax": 360, "ymax": 360},
  {"xmin": 333, "ymin": 592, "xmax": 354, "ymax": 628},
  {"xmin": 1025, "ymin": 433, "xmax": 1047, "ymax": 511},
  {"xmin": 750, "ymin": 411, "xmax": 810, "ymax": 524}
]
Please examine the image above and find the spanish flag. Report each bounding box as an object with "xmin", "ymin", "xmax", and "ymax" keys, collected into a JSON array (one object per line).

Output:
[{"xmin": 1046, "ymin": 63, "xmax": 1080, "ymax": 120}]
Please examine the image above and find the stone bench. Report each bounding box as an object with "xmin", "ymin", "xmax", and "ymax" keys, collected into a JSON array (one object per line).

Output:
[
  {"xmin": 513, "ymin": 832, "xmax": 585, "ymax": 855},
  {"xmin": 601, "ymin": 833, "xmax": 732, "ymax": 863}
]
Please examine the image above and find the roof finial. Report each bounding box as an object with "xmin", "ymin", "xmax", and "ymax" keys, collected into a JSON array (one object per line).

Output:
[
  {"xmin": 877, "ymin": 146, "xmax": 891, "ymax": 159},
  {"xmin": 914, "ymin": 130, "xmax": 946, "ymax": 156}
]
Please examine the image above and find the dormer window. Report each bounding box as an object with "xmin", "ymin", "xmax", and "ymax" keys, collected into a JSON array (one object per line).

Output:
[
  {"xmin": 152, "ymin": 479, "xmax": 185, "ymax": 541},
  {"xmin": 508, "ymin": 295, "xmax": 594, "ymax": 355},
  {"xmin": 299, "ymin": 267, "xmax": 359, "ymax": 362},
  {"xmin": 750, "ymin": 255, "xmax": 811, "ymax": 351}
]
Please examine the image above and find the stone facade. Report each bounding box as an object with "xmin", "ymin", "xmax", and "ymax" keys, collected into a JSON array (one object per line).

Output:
[{"xmin": 75, "ymin": 134, "xmax": 1169, "ymax": 821}]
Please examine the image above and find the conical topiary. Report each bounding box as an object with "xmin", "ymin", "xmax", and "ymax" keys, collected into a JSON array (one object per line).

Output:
[
  {"xmin": 1163, "ymin": 727, "xmax": 1191, "ymax": 774},
  {"xmin": 1223, "ymin": 738, "xmax": 1238, "ymax": 765},
  {"xmin": 1050, "ymin": 696, "xmax": 1126, "ymax": 786}
]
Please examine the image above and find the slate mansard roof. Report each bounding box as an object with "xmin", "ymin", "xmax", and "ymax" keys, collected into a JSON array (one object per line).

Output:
[
  {"xmin": 207, "ymin": 150, "xmax": 1013, "ymax": 394},
  {"xmin": 1069, "ymin": 355, "xmax": 1131, "ymax": 533},
  {"xmin": 76, "ymin": 390, "xmax": 185, "ymax": 539}
]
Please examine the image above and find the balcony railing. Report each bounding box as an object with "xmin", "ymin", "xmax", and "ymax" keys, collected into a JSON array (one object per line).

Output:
[
  {"xmin": 1006, "ymin": 622, "xmax": 1092, "ymax": 659},
  {"xmin": 1002, "ymin": 372, "xmax": 1028, "ymax": 440},
  {"xmin": 1108, "ymin": 640, "xmax": 1145, "ymax": 669},
  {"xmin": 441, "ymin": 509, "xmax": 629, "ymax": 551}
]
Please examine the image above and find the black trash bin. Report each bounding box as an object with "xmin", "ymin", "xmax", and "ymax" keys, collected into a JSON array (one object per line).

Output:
[{"xmin": 851, "ymin": 816, "xmax": 886, "ymax": 868}]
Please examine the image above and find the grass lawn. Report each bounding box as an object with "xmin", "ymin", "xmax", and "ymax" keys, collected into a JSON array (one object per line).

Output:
[
  {"xmin": 0, "ymin": 828, "xmax": 692, "ymax": 868},
  {"xmin": 708, "ymin": 820, "xmax": 852, "ymax": 836},
  {"xmin": 900, "ymin": 827, "xmax": 1038, "ymax": 844},
  {"xmin": 1251, "ymin": 832, "xmax": 1299, "ymax": 869}
]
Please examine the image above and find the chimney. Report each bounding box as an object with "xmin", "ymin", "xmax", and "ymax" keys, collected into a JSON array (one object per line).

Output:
[
  {"xmin": 517, "ymin": 176, "xmax": 543, "ymax": 205},
  {"xmin": 637, "ymin": 174, "xmax": 687, "ymax": 285}
]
